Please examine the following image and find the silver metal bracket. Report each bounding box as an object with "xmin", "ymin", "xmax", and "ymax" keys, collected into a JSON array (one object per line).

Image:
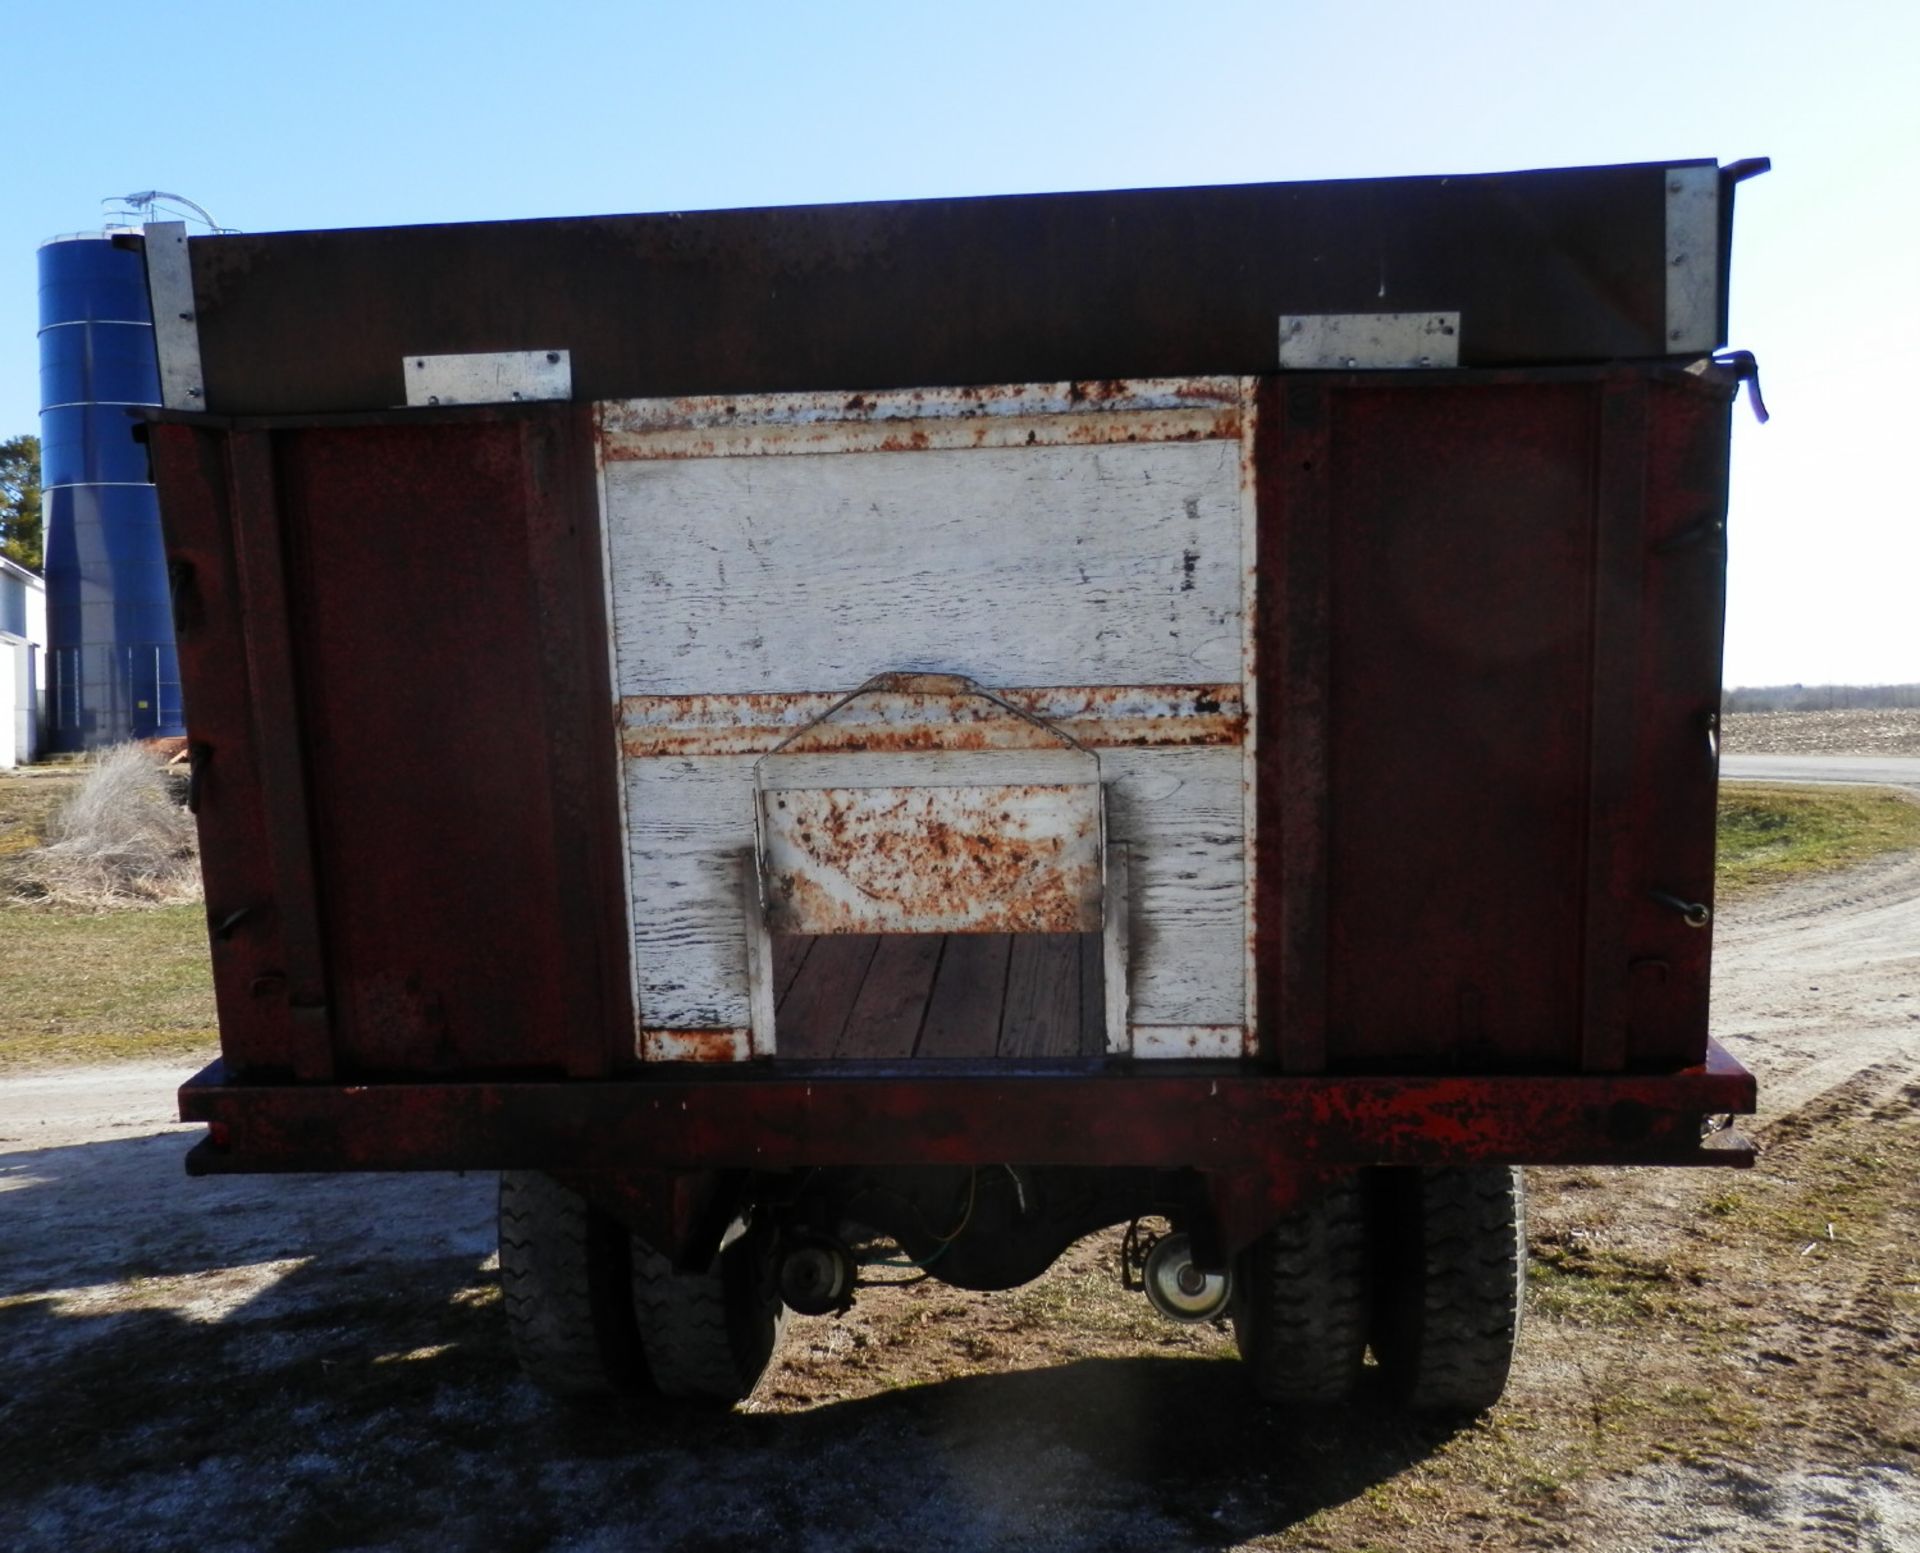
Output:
[
  {"xmin": 403, "ymin": 349, "xmax": 572, "ymax": 407},
  {"xmin": 1279, "ymin": 312, "xmax": 1460, "ymax": 370},
  {"xmin": 1664, "ymin": 165, "xmax": 1721, "ymax": 355},
  {"xmin": 143, "ymin": 222, "xmax": 207, "ymax": 411}
]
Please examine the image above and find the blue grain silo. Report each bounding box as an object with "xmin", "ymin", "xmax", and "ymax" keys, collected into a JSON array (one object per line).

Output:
[{"xmin": 38, "ymin": 230, "xmax": 183, "ymax": 750}]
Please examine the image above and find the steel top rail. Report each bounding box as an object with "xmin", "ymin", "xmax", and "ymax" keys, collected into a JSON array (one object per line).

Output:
[{"xmin": 157, "ymin": 159, "xmax": 1756, "ymax": 416}]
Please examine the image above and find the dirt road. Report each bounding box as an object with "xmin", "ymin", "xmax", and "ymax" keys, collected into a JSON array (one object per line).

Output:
[
  {"xmin": 2, "ymin": 854, "xmax": 1916, "ymax": 1551},
  {"xmin": 1721, "ymin": 754, "xmax": 1920, "ymax": 790}
]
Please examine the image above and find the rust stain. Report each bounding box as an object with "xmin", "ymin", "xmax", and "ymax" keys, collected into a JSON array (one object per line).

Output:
[
  {"xmin": 763, "ymin": 783, "xmax": 1102, "ymax": 936},
  {"xmin": 621, "ymin": 682, "xmax": 1245, "ymax": 759},
  {"xmin": 640, "ymin": 1028, "xmax": 750, "ymax": 1063},
  {"xmin": 596, "ymin": 379, "xmax": 1244, "ymax": 463}
]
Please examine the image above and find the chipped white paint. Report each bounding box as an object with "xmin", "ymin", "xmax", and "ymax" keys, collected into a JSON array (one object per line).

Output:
[
  {"xmin": 603, "ymin": 438, "xmax": 1244, "ymax": 698},
  {"xmin": 1131, "ymin": 1026, "xmax": 1246, "ymax": 1060},
  {"xmin": 602, "ymin": 380, "xmax": 1256, "ymax": 1056},
  {"xmin": 1102, "ymin": 747, "xmax": 1245, "ymax": 1028},
  {"xmin": 601, "ymin": 378, "xmax": 1243, "ymax": 458},
  {"xmin": 760, "ymin": 749, "xmax": 1100, "ymax": 792}
]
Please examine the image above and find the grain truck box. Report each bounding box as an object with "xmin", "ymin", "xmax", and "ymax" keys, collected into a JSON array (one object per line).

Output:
[{"xmin": 141, "ymin": 157, "xmax": 1765, "ymax": 1413}]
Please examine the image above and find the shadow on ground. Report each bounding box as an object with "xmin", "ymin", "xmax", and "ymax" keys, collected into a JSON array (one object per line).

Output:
[{"xmin": 0, "ymin": 1135, "xmax": 1459, "ymax": 1552}]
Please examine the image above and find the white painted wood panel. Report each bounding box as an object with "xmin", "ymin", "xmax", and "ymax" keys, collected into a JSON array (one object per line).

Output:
[
  {"xmin": 1101, "ymin": 747, "xmax": 1245, "ymax": 1027},
  {"xmin": 625, "ymin": 758, "xmax": 758, "ymax": 1029},
  {"xmin": 624, "ymin": 746, "xmax": 1243, "ymax": 1033},
  {"xmin": 603, "ymin": 439, "xmax": 1243, "ymax": 698}
]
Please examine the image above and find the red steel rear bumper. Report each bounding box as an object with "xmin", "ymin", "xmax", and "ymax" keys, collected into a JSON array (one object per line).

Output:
[{"xmin": 178, "ymin": 1039, "xmax": 1756, "ymax": 1176}]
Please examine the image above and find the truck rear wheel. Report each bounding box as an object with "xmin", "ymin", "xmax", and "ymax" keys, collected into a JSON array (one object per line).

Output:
[
  {"xmin": 1369, "ymin": 1165, "xmax": 1526, "ymax": 1416},
  {"xmin": 630, "ymin": 1217, "xmax": 788, "ymax": 1404},
  {"xmin": 1230, "ymin": 1173, "xmax": 1369, "ymax": 1406},
  {"xmin": 498, "ymin": 1171, "xmax": 650, "ymax": 1397}
]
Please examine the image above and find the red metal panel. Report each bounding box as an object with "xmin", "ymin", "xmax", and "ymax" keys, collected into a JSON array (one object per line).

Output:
[
  {"xmin": 177, "ymin": 1041, "xmax": 1756, "ymax": 1175},
  {"xmin": 1581, "ymin": 382, "xmax": 1654, "ymax": 1072},
  {"xmin": 1324, "ymin": 380, "xmax": 1598, "ymax": 1070},
  {"xmin": 1255, "ymin": 367, "xmax": 1733, "ymax": 1076},
  {"xmin": 158, "ymin": 359, "xmax": 1731, "ymax": 1152},
  {"xmin": 148, "ymin": 424, "xmax": 306, "ymax": 1079},
  {"xmin": 275, "ymin": 412, "xmax": 625, "ymax": 1076},
  {"xmin": 1623, "ymin": 376, "xmax": 1734, "ymax": 1067},
  {"xmin": 1256, "ymin": 377, "xmax": 1331, "ymax": 1073},
  {"xmin": 153, "ymin": 408, "xmax": 631, "ymax": 1081},
  {"xmin": 512, "ymin": 411, "xmax": 636, "ymax": 1077},
  {"xmin": 225, "ymin": 431, "xmax": 334, "ymax": 1080}
]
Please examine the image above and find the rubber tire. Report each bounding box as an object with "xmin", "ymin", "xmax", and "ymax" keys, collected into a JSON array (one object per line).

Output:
[
  {"xmin": 498, "ymin": 1171, "xmax": 650, "ymax": 1398},
  {"xmin": 630, "ymin": 1217, "xmax": 788, "ymax": 1405},
  {"xmin": 1231, "ymin": 1172, "xmax": 1370, "ymax": 1407},
  {"xmin": 1369, "ymin": 1165, "xmax": 1527, "ymax": 1417}
]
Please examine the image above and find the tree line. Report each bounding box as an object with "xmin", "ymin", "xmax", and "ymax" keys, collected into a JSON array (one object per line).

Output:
[{"xmin": 1, "ymin": 434, "xmax": 39, "ymax": 572}]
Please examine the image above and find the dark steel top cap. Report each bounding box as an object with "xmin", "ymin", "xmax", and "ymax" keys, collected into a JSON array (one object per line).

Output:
[{"xmin": 162, "ymin": 159, "xmax": 1753, "ymax": 415}]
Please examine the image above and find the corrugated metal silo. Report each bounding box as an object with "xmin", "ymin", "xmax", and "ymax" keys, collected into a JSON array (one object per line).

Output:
[{"xmin": 38, "ymin": 231, "xmax": 182, "ymax": 749}]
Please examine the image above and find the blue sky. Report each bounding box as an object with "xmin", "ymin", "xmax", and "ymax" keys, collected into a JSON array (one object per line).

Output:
[{"xmin": 6, "ymin": 0, "xmax": 1914, "ymax": 685}]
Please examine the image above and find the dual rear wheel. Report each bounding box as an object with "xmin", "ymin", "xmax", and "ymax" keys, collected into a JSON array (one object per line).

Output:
[
  {"xmin": 1232, "ymin": 1165, "xmax": 1526, "ymax": 1416},
  {"xmin": 499, "ymin": 1171, "xmax": 787, "ymax": 1404},
  {"xmin": 500, "ymin": 1165, "xmax": 1524, "ymax": 1414}
]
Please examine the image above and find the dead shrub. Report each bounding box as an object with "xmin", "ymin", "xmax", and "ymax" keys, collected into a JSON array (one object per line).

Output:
[{"xmin": 4, "ymin": 744, "xmax": 202, "ymax": 907}]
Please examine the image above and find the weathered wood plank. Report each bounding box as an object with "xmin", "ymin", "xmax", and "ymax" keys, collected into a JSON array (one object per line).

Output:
[
  {"xmin": 604, "ymin": 439, "xmax": 1244, "ymax": 697},
  {"xmin": 999, "ymin": 935, "xmax": 1084, "ymax": 1058},
  {"xmin": 760, "ymin": 749, "xmax": 1097, "ymax": 791},
  {"xmin": 837, "ymin": 936, "xmax": 947, "ymax": 1058},
  {"xmin": 772, "ymin": 936, "xmax": 812, "ymax": 1006},
  {"xmin": 774, "ymin": 935, "xmax": 881, "ymax": 1059},
  {"xmin": 1101, "ymin": 747, "xmax": 1246, "ymax": 1025},
  {"xmin": 624, "ymin": 758, "xmax": 756, "ymax": 1028},
  {"xmin": 917, "ymin": 934, "xmax": 1013, "ymax": 1057}
]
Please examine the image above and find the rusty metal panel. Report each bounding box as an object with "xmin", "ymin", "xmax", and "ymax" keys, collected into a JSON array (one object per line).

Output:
[
  {"xmin": 640, "ymin": 1028, "xmax": 752, "ymax": 1064},
  {"xmin": 599, "ymin": 379, "xmax": 1242, "ymax": 460},
  {"xmin": 760, "ymin": 780, "xmax": 1104, "ymax": 936},
  {"xmin": 621, "ymin": 680, "xmax": 1245, "ymax": 759}
]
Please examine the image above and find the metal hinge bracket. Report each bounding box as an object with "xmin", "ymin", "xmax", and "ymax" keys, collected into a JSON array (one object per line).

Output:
[
  {"xmin": 1279, "ymin": 312, "xmax": 1461, "ymax": 370},
  {"xmin": 403, "ymin": 350, "xmax": 572, "ymax": 407}
]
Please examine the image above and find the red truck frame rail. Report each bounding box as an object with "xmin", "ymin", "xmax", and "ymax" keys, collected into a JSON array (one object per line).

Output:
[{"xmin": 181, "ymin": 1044, "xmax": 1755, "ymax": 1176}]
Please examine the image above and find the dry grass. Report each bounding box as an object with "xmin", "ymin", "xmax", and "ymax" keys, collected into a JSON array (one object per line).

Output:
[
  {"xmin": 0, "ymin": 765, "xmax": 81, "ymax": 859},
  {"xmin": 0, "ymin": 904, "xmax": 216, "ymax": 1070},
  {"xmin": 3, "ymin": 745, "xmax": 201, "ymax": 907},
  {"xmin": 1716, "ymin": 781, "xmax": 1920, "ymax": 899},
  {"xmin": 0, "ymin": 760, "xmax": 214, "ymax": 1070}
]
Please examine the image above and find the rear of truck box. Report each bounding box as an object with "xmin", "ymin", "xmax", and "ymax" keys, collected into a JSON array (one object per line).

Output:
[{"xmin": 142, "ymin": 159, "xmax": 1762, "ymax": 1413}]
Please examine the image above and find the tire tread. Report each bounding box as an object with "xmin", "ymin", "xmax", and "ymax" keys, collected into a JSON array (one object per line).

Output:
[{"xmin": 1232, "ymin": 1174, "xmax": 1370, "ymax": 1406}]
